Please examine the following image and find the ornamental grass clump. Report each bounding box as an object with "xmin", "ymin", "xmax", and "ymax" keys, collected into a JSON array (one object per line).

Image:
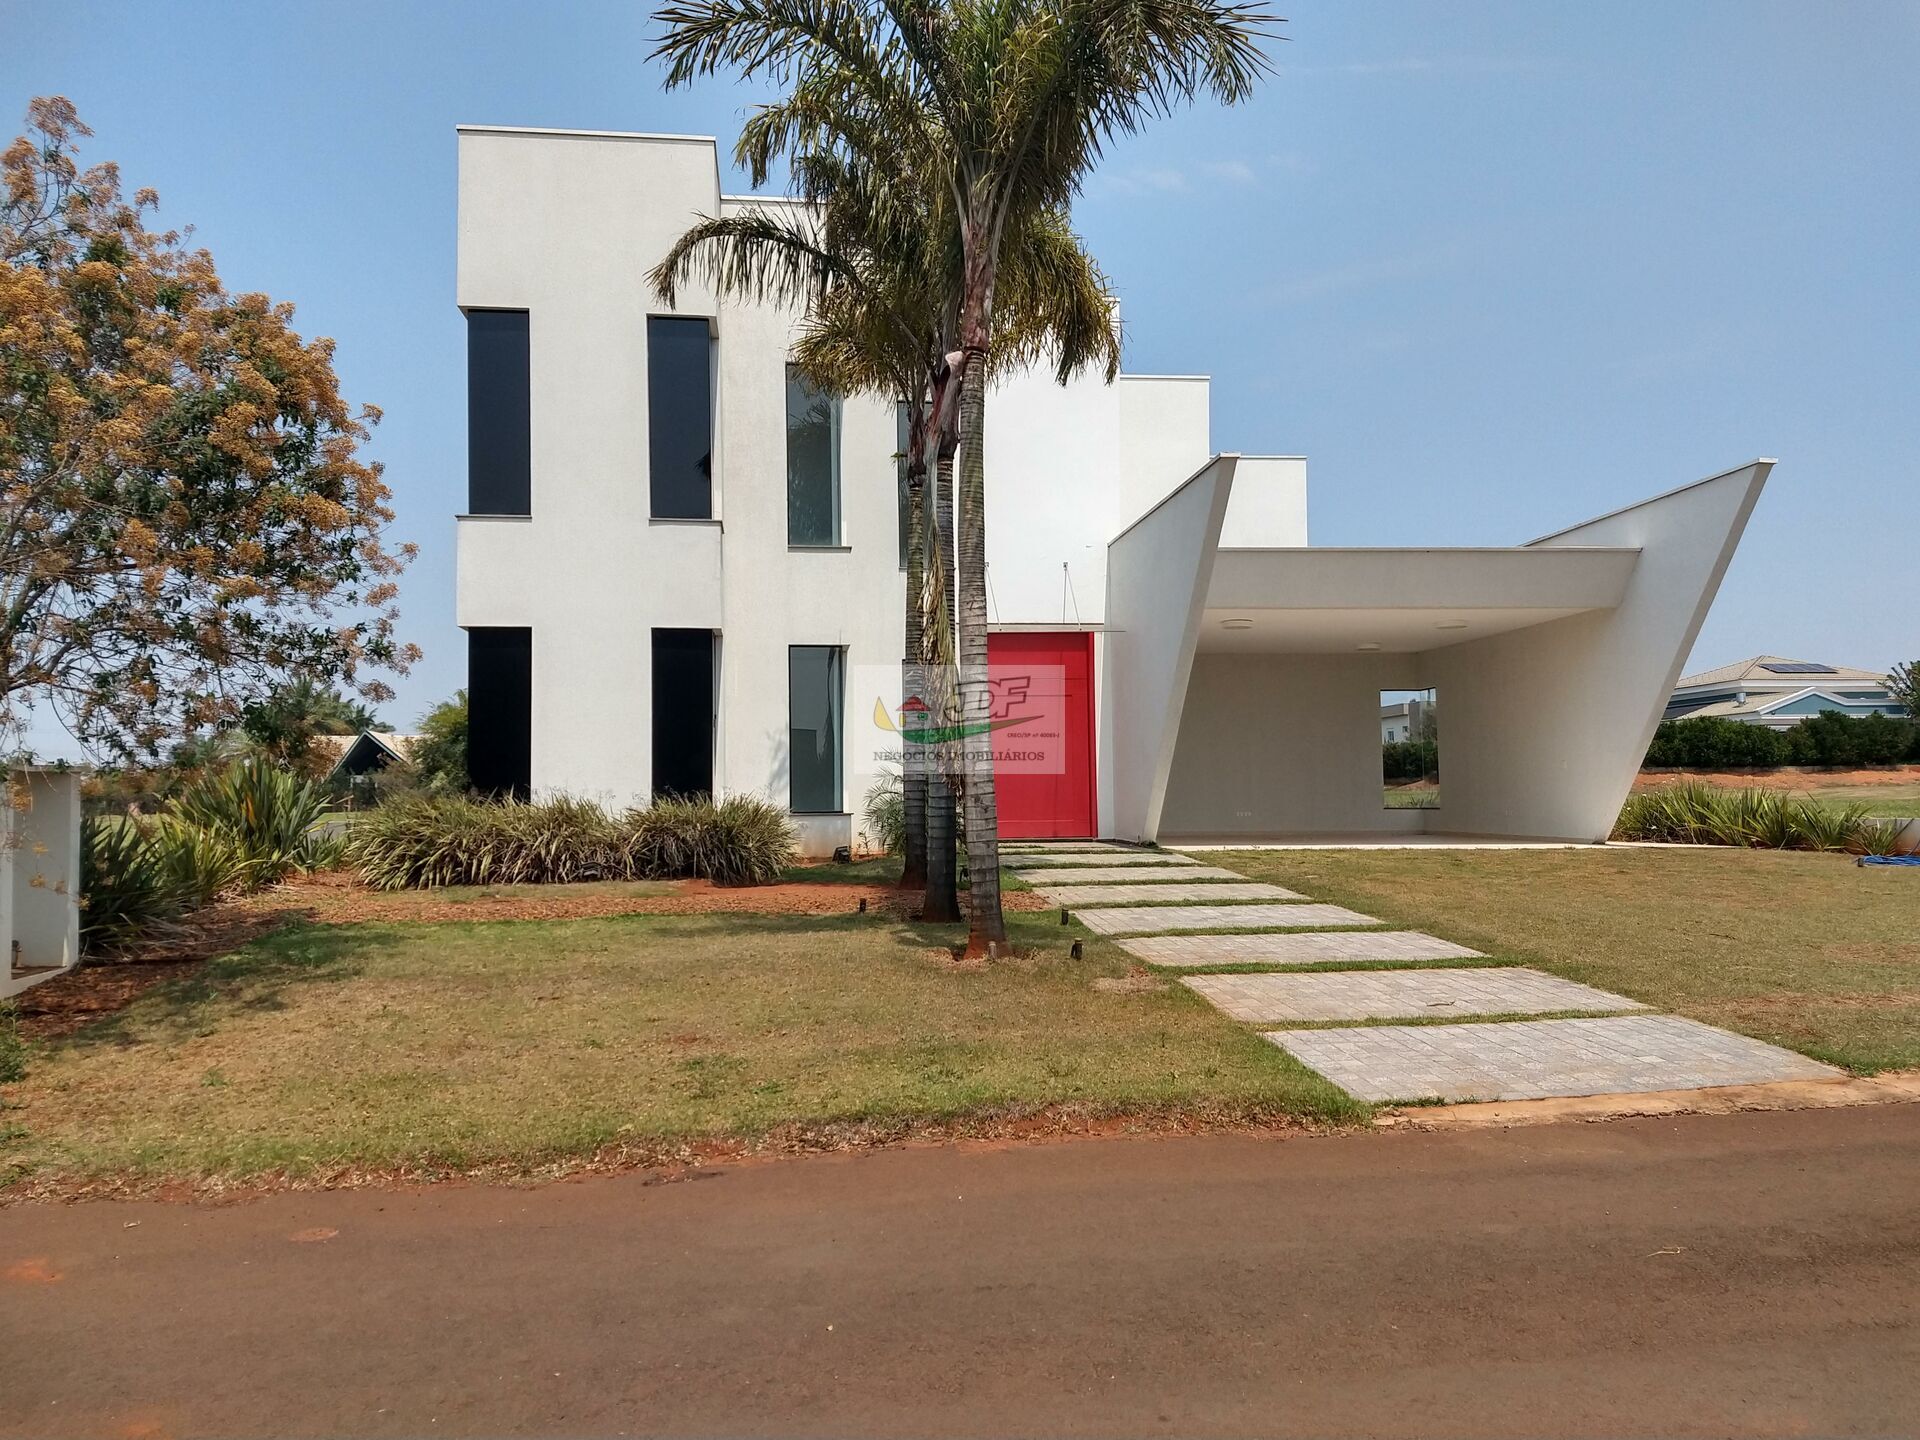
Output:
[
  {"xmin": 1613, "ymin": 782, "xmax": 1887, "ymax": 852},
  {"xmin": 169, "ymin": 758, "xmax": 332, "ymax": 888},
  {"xmin": 348, "ymin": 794, "xmax": 794, "ymax": 891}
]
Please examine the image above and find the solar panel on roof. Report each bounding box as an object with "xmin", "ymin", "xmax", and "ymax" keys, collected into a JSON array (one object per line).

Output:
[{"xmin": 1758, "ymin": 662, "xmax": 1838, "ymax": 674}]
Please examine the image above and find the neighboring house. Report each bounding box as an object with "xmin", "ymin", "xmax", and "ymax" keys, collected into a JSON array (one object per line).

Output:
[
  {"xmin": 1665, "ymin": 657, "xmax": 1901, "ymax": 729},
  {"xmin": 315, "ymin": 731, "xmax": 419, "ymax": 781},
  {"xmin": 1381, "ymin": 698, "xmax": 1431, "ymax": 745},
  {"xmin": 455, "ymin": 125, "xmax": 1769, "ymax": 849}
]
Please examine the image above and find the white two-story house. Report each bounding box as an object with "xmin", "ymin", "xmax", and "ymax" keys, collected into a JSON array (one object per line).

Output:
[{"xmin": 455, "ymin": 124, "xmax": 1770, "ymax": 851}]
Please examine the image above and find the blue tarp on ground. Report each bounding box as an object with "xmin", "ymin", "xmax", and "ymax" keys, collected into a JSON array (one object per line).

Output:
[{"xmin": 1857, "ymin": 854, "xmax": 1920, "ymax": 866}]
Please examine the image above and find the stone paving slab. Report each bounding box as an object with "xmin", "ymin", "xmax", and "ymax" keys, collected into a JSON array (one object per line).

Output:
[
  {"xmin": 1263, "ymin": 1015, "xmax": 1843, "ymax": 1103},
  {"xmin": 1003, "ymin": 851, "xmax": 1201, "ymax": 870},
  {"xmin": 1000, "ymin": 842, "xmax": 1129, "ymax": 853},
  {"xmin": 1016, "ymin": 864, "xmax": 1249, "ymax": 885},
  {"xmin": 1075, "ymin": 903, "xmax": 1380, "ymax": 936},
  {"xmin": 1119, "ymin": 931, "xmax": 1485, "ymax": 968},
  {"xmin": 1039, "ymin": 881, "xmax": 1304, "ymax": 907},
  {"xmin": 1182, "ymin": 968, "xmax": 1643, "ymax": 1023}
]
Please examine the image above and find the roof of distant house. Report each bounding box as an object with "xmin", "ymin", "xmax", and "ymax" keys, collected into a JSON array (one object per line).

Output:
[
  {"xmin": 320, "ymin": 730, "xmax": 418, "ymax": 776},
  {"xmin": 1674, "ymin": 655, "xmax": 1888, "ymax": 690}
]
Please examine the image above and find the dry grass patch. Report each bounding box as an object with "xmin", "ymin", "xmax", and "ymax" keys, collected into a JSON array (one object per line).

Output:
[
  {"xmin": 0, "ymin": 909, "xmax": 1360, "ymax": 1193},
  {"xmin": 1219, "ymin": 846, "xmax": 1920, "ymax": 1073}
]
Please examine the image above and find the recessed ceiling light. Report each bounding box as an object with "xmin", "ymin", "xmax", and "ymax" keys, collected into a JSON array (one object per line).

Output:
[
  {"xmin": 1356, "ymin": 642, "xmax": 1382, "ymax": 652},
  {"xmin": 1435, "ymin": 620, "xmax": 1469, "ymax": 630},
  {"xmin": 1220, "ymin": 617, "xmax": 1254, "ymax": 630}
]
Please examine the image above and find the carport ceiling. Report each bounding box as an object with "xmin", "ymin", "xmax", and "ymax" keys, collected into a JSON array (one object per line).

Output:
[{"xmin": 1196, "ymin": 605, "xmax": 1596, "ymax": 654}]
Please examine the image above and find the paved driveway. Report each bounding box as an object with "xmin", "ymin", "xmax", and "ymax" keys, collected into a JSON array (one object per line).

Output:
[{"xmin": 5, "ymin": 1105, "xmax": 1918, "ymax": 1438}]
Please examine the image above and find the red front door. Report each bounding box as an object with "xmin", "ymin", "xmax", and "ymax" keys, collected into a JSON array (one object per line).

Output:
[{"xmin": 985, "ymin": 631, "xmax": 1097, "ymax": 839}]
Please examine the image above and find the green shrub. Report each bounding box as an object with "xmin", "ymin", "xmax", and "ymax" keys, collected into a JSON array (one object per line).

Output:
[
  {"xmin": 1613, "ymin": 783, "xmax": 1886, "ymax": 852},
  {"xmin": 1647, "ymin": 711, "xmax": 1917, "ymax": 769},
  {"xmin": 79, "ymin": 817, "xmax": 198, "ymax": 954},
  {"xmin": 347, "ymin": 793, "xmax": 795, "ymax": 891},
  {"xmin": 0, "ymin": 1001, "xmax": 26, "ymax": 1085},
  {"xmin": 862, "ymin": 771, "xmax": 906, "ymax": 855},
  {"xmin": 1382, "ymin": 739, "xmax": 1438, "ymax": 783},
  {"xmin": 144, "ymin": 817, "xmax": 250, "ymax": 907},
  {"xmin": 170, "ymin": 758, "xmax": 332, "ymax": 887}
]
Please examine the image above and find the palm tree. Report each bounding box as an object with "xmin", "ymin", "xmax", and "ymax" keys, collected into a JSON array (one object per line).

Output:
[
  {"xmin": 650, "ymin": 139, "xmax": 1117, "ymax": 925},
  {"xmin": 654, "ymin": 0, "xmax": 1273, "ymax": 952}
]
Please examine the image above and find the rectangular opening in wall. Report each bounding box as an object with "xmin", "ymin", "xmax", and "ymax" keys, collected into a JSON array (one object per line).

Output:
[
  {"xmin": 789, "ymin": 645, "xmax": 844, "ymax": 813},
  {"xmin": 652, "ymin": 629, "xmax": 716, "ymax": 799},
  {"xmin": 1382, "ymin": 688, "xmax": 1438, "ymax": 809},
  {"xmin": 467, "ymin": 310, "xmax": 530, "ymax": 515},
  {"xmin": 786, "ymin": 365, "xmax": 840, "ymax": 545},
  {"xmin": 648, "ymin": 316, "xmax": 713, "ymax": 519},
  {"xmin": 468, "ymin": 627, "xmax": 532, "ymax": 799}
]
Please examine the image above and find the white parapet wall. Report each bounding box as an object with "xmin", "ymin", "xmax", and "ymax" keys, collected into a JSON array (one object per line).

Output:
[{"xmin": 3, "ymin": 769, "xmax": 83, "ymax": 998}]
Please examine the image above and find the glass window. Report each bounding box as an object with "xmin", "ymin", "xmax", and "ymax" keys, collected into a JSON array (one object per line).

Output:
[
  {"xmin": 648, "ymin": 316, "xmax": 713, "ymax": 519},
  {"xmin": 468, "ymin": 627, "xmax": 532, "ymax": 800},
  {"xmin": 896, "ymin": 401, "xmax": 912, "ymax": 568},
  {"xmin": 467, "ymin": 310, "xmax": 530, "ymax": 515},
  {"xmin": 789, "ymin": 646, "xmax": 844, "ymax": 812},
  {"xmin": 786, "ymin": 366, "xmax": 840, "ymax": 545}
]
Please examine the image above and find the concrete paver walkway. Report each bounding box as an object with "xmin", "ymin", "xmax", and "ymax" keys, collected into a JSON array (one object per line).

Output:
[
  {"xmin": 1035, "ymin": 842, "xmax": 1842, "ymax": 1105},
  {"xmin": 1003, "ymin": 851, "xmax": 1203, "ymax": 869},
  {"xmin": 1264, "ymin": 1015, "xmax": 1844, "ymax": 1102},
  {"xmin": 1121, "ymin": 931, "xmax": 1485, "ymax": 967},
  {"xmin": 1037, "ymin": 881, "xmax": 1305, "ymax": 907},
  {"xmin": 1182, "ymin": 968, "xmax": 1645, "ymax": 1023},
  {"xmin": 1016, "ymin": 864, "xmax": 1248, "ymax": 884},
  {"xmin": 1076, "ymin": 902, "xmax": 1382, "ymax": 935}
]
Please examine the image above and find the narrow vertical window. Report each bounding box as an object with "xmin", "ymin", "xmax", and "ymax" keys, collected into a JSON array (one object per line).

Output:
[
  {"xmin": 651, "ymin": 629, "xmax": 716, "ymax": 799},
  {"xmin": 788, "ymin": 646, "xmax": 844, "ymax": 812},
  {"xmin": 467, "ymin": 310, "xmax": 530, "ymax": 515},
  {"xmin": 896, "ymin": 401, "xmax": 912, "ymax": 569},
  {"xmin": 468, "ymin": 627, "xmax": 532, "ymax": 799},
  {"xmin": 648, "ymin": 316, "xmax": 713, "ymax": 519},
  {"xmin": 786, "ymin": 366, "xmax": 840, "ymax": 546}
]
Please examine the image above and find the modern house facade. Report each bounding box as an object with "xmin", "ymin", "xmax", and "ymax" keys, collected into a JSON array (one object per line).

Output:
[
  {"xmin": 1664, "ymin": 657, "xmax": 1902, "ymax": 729},
  {"xmin": 455, "ymin": 125, "xmax": 1770, "ymax": 851}
]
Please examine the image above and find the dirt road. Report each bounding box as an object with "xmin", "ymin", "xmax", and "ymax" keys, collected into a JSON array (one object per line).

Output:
[{"xmin": 6, "ymin": 1104, "xmax": 1918, "ymax": 1438}]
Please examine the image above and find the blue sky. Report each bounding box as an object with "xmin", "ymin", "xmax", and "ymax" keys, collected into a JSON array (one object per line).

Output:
[{"xmin": 6, "ymin": 0, "xmax": 1916, "ymax": 744}]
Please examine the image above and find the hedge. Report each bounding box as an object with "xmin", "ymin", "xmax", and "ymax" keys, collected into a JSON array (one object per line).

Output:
[{"xmin": 1644, "ymin": 711, "xmax": 1919, "ymax": 769}]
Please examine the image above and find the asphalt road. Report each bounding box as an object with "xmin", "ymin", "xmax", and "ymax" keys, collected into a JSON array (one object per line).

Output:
[{"xmin": 6, "ymin": 1104, "xmax": 1919, "ymax": 1438}]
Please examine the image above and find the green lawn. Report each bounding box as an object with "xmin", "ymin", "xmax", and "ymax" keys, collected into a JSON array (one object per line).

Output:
[
  {"xmin": 1799, "ymin": 781, "xmax": 1920, "ymax": 819},
  {"xmin": 1218, "ymin": 846, "xmax": 1920, "ymax": 1073},
  {"xmin": 0, "ymin": 906, "xmax": 1360, "ymax": 1192}
]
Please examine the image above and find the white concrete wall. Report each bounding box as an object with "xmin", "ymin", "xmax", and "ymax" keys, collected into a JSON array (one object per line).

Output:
[
  {"xmin": 1161, "ymin": 655, "xmax": 1426, "ymax": 837},
  {"xmin": 456, "ymin": 128, "xmax": 1225, "ymax": 853},
  {"xmin": 1218, "ymin": 456, "xmax": 1309, "ymax": 548},
  {"xmin": 2, "ymin": 770, "xmax": 81, "ymax": 995},
  {"xmin": 1424, "ymin": 462, "xmax": 1771, "ymax": 841},
  {"xmin": 1102, "ymin": 457, "xmax": 1236, "ymax": 840}
]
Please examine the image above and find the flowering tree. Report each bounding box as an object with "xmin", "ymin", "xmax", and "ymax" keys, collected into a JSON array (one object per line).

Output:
[{"xmin": 0, "ymin": 97, "xmax": 417, "ymax": 759}]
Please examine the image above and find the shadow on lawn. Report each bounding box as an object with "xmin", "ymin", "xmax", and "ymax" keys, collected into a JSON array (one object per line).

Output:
[{"xmin": 46, "ymin": 924, "xmax": 396, "ymax": 1057}]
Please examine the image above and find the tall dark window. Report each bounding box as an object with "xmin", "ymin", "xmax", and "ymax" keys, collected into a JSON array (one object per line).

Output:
[
  {"xmin": 896, "ymin": 401, "xmax": 912, "ymax": 569},
  {"xmin": 467, "ymin": 310, "xmax": 531, "ymax": 515},
  {"xmin": 786, "ymin": 366, "xmax": 840, "ymax": 546},
  {"xmin": 788, "ymin": 646, "xmax": 844, "ymax": 813},
  {"xmin": 648, "ymin": 316, "xmax": 713, "ymax": 519},
  {"xmin": 652, "ymin": 629, "xmax": 716, "ymax": 799},
  {"xmin": 468, "ymin": 627, "xmax": 531, "ymax": 799}
]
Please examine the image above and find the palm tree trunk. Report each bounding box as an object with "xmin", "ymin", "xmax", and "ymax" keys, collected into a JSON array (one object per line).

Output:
[
  {"xmin": 955, "ymin": 342, "xmax": 1006, "ymax": 953},
  {"xmin": 921, "ymin": 440, "xmax": 961, "ymax": 924},
  {"xmin": 898, "ymin": 459, "xmax": 929, "ymax": 892}
]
